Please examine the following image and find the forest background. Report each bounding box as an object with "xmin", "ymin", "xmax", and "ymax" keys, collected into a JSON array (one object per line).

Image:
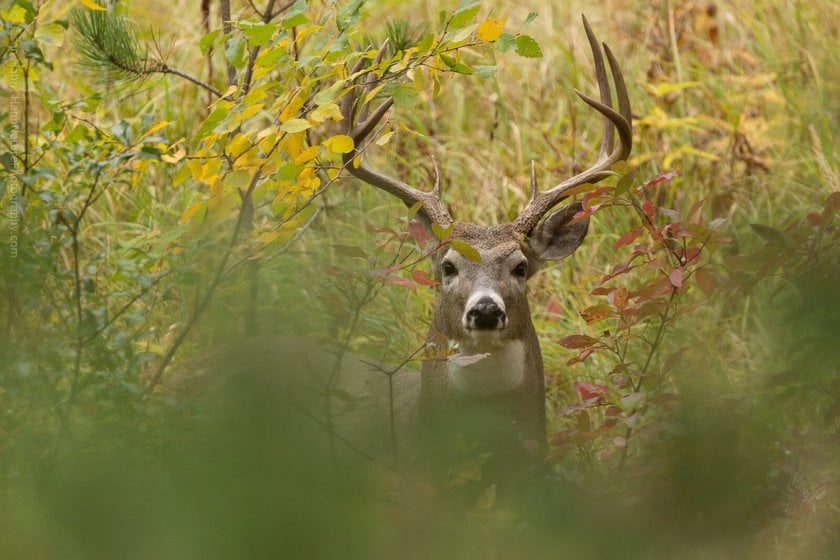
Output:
[{"xmin": 1, "ymin": 0, "xmax": 839, "ymax": 558}]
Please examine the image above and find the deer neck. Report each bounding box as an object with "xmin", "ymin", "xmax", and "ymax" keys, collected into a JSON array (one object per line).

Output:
[{"xmin": 447, "ymin": 339, "xmax": 528, "ymax": 397}]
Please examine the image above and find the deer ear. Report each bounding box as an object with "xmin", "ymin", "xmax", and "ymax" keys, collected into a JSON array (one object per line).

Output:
[{"xmin": 527, "ymin": 202, "xmax": 589, "ymax": 262}]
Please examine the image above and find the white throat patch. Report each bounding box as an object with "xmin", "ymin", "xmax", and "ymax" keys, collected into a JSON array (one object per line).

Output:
[{"xmin": 447, "ymin": 340, "xmax": 526, "ymax": 396}]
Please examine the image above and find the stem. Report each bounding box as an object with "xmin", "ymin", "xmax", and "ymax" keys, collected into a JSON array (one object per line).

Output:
[
  {"xmin": 220, "ymin": 0, "xmax": 236, "ymax": 88},
  {"xmin": 159, "ymin": 65, "xmax": 224, "ymax": 98}
]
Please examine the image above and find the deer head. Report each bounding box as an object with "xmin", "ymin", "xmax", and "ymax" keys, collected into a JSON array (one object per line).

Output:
[{"xmin": 340, "ymin": 16, "xmax": 632, "ymax": 445}]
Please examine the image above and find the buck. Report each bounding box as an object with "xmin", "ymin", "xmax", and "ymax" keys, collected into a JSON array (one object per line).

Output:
[
  {"xmin": 335, "ymin": 16, "xmax": 632, "ymax": 456},
  {"xmin": 193, "ymin": 17, "xmax": 631, "ymax": 473}
]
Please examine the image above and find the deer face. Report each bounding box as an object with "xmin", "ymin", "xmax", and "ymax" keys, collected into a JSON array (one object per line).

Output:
[{"xmin": 430, "ymin": 203, "xmax": 589, "ymax": 353}]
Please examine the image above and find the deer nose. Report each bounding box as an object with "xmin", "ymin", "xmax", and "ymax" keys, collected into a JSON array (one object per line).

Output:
[{"xmin": 466, "ymin": 297, "xmax": 506, "ymax": 330}]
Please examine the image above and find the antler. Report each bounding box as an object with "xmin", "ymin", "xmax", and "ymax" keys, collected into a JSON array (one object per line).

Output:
[
  {"xmin": 340, "ymin": 41, "xmax": 453, "ymax": 226},
  {"xmin": 511, "ymin": 15, "xmax": 633, "ymax": 234}
]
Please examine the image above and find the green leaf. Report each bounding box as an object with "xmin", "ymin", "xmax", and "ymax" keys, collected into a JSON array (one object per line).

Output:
[
  {"xmin": 448, "ymin": 62, "xmax": 473, "ymax": 74},
  {"xmin": 393, "ymin": 84, "xmax": 418, "ymax": 108},
  {"xmin": 276, "ymin": 162, "xmax": 305, "ymax": 181},
  {"xmin": 255, "ymin": 45, "xmax": 285, "ymax": 67},
  {"xmin": 313, "ymin": 82, "xmax": 343, "ymax": 105},
  {"xmin": 431, "ymin": 223, "xmax": 453, "ymax": 240},
  {"xmin": 515, "ymin": 35, "xmax": 543, "ymax": 58},
  {"xmin": 440, "ymin": 53, "xmax": 457, "ymax": 67},
  {"xmin": 449, "ymin": 2, "xmax": 481, "ymax": 30},
  {"xmin": 223, "ymin": 170, "xmax": 251, "ymax": 189},
  {"xmin": 495, "ymin": 32, "xmax": 516, "ymax": 53},
  {"xmin": 615, "ymin": 168, "xmax": 637, "ymax": 196},
  {"xmin": 243, "ymin": 23, "xmax": 277, "ymax": 47},
  {"xmin": 195, "ymin": 103, "xmax": 230, "ymax": 140},
  {"xmin": 524, "ymin": 12, "xmax": 538, "ymax": 25},
  {"xmin": 282, "ymin": 13, "xmax": 310, "ymax": 29},
  {"xmin": 476, "ymin": 65, "xmax": 497, "ymax": 78},
  {"xmin": 450, "ymin": 240, "xmax": 481, "ymax": 262},
  {"xmin": 224, "ymin": 35, "xmax": 246, "ymax": 68},
  {"xmin": 417, "ymin": 32, "xmax": 435, "ymax": 52},
  {"xmin": 199, "ymin": 29, "xmax": 221, "ymax": 55}
]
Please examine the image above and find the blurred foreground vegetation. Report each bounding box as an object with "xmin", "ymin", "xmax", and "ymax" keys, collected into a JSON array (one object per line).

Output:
[{"xmin": 1, "ymin": 0, "xmax": 839, "ymax": 558}]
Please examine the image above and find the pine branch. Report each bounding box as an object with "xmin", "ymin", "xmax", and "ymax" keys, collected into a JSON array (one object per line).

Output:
[{"xmin": 72, "ymin": 6, "xmax": 223, "ymax": 98}]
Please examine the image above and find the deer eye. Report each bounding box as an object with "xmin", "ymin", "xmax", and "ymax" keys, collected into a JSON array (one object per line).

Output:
[
  {"xmin": 513, "ymin": 262, "xmax": 528, "ymax": 278},
  {"xmin": 442, "ymin": 261, "xmax": 457, "ymax": 277}
]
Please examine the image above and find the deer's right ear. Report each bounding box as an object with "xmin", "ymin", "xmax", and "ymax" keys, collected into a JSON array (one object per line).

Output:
[{"xmin": 527, "ymin": 202, "xmax": 589, "ymax": 263}]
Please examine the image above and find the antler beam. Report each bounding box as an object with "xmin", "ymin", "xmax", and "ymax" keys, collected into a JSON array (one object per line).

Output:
[
  {"xmin": 511, "ymin": 15, "xmax": 633, "ymax": 234},
  {"xmin": 340, "ymin": 41, "xmax": 453, "ymax": 226}
]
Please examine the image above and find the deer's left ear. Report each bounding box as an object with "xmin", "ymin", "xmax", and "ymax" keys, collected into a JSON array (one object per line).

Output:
[{"xmin": 527, "ymin": 202, "xmax": 590, "ymax": 263}]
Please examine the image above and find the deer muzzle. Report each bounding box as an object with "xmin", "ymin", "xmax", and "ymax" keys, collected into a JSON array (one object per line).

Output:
[{"xmin": 464, "ymin": 292, "xmax": 507, "ymax": 331}]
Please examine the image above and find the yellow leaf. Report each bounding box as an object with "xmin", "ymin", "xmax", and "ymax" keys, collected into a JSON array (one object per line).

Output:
[
  {"xmin": 188, "ymin": 159, "xmax": 204, "ymax": 180},
  {"xmin": 285, "ymin": 132, "xmax": 305, "ymax": 157},
  {"xmin": 1, "ymin": 6, "xmax": 27, "ymax": 23},
  {"xmin": 375, "ymin": 132, "xmax": 394, "ymax": 146},
  {"xmin": 294, "ymin": 145, "xmax": 321, "ymax": 164},
  {"xmin": 161, "ymin": 148, "xmax": 186, "ymax": 164},
  {"xmin": 79, "ymin": 0, "xmax": 107, "ymax": 11},
  {"xmin": 280, "ymin": 118, "xmax": 312, "ymax": 133},
  {"xmin": 309, "ymin": 103, "xmax": 343, "ymax": 123},
  {"xmin": 280, "ymin": 92, "xmax": 305, "ymax": 122},
  {"xmin": 208, "ymin": 176, "xmax": 224, "ymax": 209},
  {"xmin": 477, "ymin": 17, "xmax": 506, "ymax": 42},
  {"xmin": 226, "ymin": 133, "xmax": 252, "ymax": 158},
  {"xmin": 141, "ymin": 120, "xmax": 169, "ymax": 139},
  {"xmin": 324, "ymin": 134, "xmax": 354, "ymax": 154},
  {"xmin": 181, "ymin": 201, "xmax": 205, "ymax": 224},
  {"xmin": 236, "ymin": 103, "xmax": 264, "ymax": 124}
]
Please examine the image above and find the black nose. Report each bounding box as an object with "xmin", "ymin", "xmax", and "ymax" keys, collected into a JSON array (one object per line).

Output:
[{"xmin": 466, "ymin": 297, "xmax": 506, "ymax": 330}]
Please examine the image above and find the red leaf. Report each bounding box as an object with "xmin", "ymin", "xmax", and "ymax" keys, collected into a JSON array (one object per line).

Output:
[
  {"xmin": 615, "ymin": 227, "xmax": 642, "ymax": 249},
  {"xmin": 669, "ymin": 268, "xmax": 685, "ymax": 288},
  {"xmin": 590, "ymin": 287, "xmax": 612, "ymax": 296},
  {"xmin": 610, "ymin": 286, "xmax": 630, "ymax": 310},
  {"xmin": 546, "ymin": 294, "xmax": 564, "ymax": 316},
  {"xmin": 557, "ymin": 397, "xmax": 601, "ymax": 416},
  {"xmin": 582, "ymin": 186, "xmax": 612, "ymax": 208},
  {"xmin": 646, "ymin": 169, "xmax": 679, "ymax": 187},
  {"xmin": 385, "ymin": 275, "xmax": 416, "ymax": 292},
  {"xmin": 642, "ymin": 200, "xmax": 656, "ymax": 217},
  {"xmin": 411, "ymin": 269, "xmax": 439, "ymax": 286},
  {"xmin": 694, "ymin": 268, "xmax": 717, "ymax": 298},
  {"xmin": 559, "ymin": 335, "xmax": 598, "ymax": 349},
  {"xmin": 408, "ymin": 219, "xmax": 431, "ymax": 247},
  {"xmin": 567, "ymin": 348, "xmax": 596, "ymax": 366},
  {"xmin": 575, "ymin": 380, "xmax": 608, "ymax": 401},
  {"xmin": 806, "ymin": 212, "xmax": 821, "ymax": 226},
  {"xmin": 580, "ymin": 304, "xmax": 613, "ymax": 324}
]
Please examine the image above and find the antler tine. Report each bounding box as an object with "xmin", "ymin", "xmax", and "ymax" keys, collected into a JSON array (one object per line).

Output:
[
  {"xmin": 512, "ymin": 16, "xmax": 633, "ymax": 234},
  {"xmin": 582, "ymin": 15, "xmax": 614, "ymax": 159},
  {"xmin": 340, "ymin": 41, "xmax": 452, "ymax": 226}
]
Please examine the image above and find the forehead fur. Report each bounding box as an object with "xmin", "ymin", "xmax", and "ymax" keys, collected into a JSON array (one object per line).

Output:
[{"xmin": 449, "ymin": 223, "xmax": 527, "ymax": 255}]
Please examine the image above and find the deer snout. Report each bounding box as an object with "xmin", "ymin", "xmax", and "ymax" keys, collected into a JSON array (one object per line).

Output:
[{"xmin": 464, "ymin": 294, "xmax": 506, "ymax": 330}]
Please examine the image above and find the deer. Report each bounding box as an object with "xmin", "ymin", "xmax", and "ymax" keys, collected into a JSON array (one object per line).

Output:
[
  {"xmin": 335, "ymin": 15, "xmax": 632, "ymax": 463},
  {"xmin": 187, "ymin": 16, "xmax": 630, "ymax": 483}
]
